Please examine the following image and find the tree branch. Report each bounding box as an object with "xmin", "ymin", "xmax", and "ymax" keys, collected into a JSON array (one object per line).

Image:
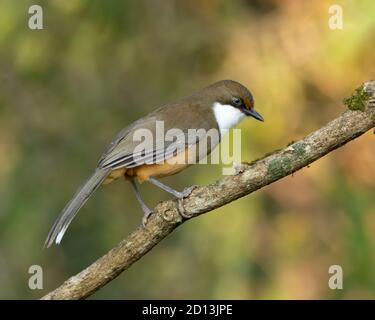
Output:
[{"xmin": 42, "ymin": 81, "xmax": 375, "ymax": 300}]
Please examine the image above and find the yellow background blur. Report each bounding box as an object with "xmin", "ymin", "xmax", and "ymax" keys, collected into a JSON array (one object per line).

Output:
[{"xmin": 0, "ymin": 0, "xmax": 374, "ymax": 299}]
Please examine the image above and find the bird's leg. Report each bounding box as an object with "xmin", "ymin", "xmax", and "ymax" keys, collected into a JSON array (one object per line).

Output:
[
  {"xmin": 148, "ymin": 177, "xmax": 196, "ymax": 199},
  {"xmin": 130, "ymin": 179, "xmax": 153, "ymax": 226}
]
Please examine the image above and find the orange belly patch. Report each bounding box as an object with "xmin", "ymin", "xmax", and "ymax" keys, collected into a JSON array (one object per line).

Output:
[
  {"xmin": 103, "ymin": 167, "xmax": 127, "ymax": 185},
  {"xmin": 103, "ymin": 147, "xmax": 193, "ymax": 184},
  {"xmin": 126, "ymin": 161, "xmax": 189, "ymax": 182}
]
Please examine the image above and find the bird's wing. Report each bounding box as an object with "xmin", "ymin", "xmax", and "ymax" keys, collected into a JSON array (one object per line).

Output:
[
  {"xmin": 98, "ymin": 127, "xmax": 205, "ymax": 169},
  {"xmin": 98, "ymin": 104, "xmax": 220, "ymax": 170}
]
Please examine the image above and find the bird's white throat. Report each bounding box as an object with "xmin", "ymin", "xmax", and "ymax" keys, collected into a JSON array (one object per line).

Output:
[{"xmin": 213, "ymin": 102, "xmax": 245, "ymax": 137}]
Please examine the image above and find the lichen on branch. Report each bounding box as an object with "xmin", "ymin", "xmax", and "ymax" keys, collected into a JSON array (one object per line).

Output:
[{"xmin": 344, "ymin": 83, "xmax": 370, "ymax": 111}]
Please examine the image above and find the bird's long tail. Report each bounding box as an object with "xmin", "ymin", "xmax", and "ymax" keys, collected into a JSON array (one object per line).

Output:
[{"xmin": 44, "ymin": 168, "xmax": 111, "ymax": 248}]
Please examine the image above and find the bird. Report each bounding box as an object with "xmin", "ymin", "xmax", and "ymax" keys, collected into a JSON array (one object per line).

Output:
[{"xmin": 45, "ymin": 80, "xmax": 264, "ymax": 247}]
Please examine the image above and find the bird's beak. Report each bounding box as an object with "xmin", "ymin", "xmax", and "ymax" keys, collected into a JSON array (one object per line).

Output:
[{"xmin": 244, "ymin": 108, "xmax": 264, "ymax": 122}]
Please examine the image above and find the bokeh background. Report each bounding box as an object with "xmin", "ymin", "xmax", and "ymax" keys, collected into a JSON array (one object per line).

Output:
[{"xmin": 0, "ymin": 0, "xmax": 374, "ymax": 299}]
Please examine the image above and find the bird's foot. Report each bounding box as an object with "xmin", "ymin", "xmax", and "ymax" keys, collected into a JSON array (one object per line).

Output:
[
  {"xmin": 142, "ymin": 208, "xmax": 153, "ymax": 227},
  {"xmin": 176, "ymin": 185, "xmax": 198, "ymax": 219},
  {"xmin": 130, "ymin": 179, "xmax": 154, "ymax": 227},
  {"xmin": 148, "ymin": 178, "xmax": 197, "ymax": 199},
  {"xmin": 177, "ymin": 198, "xmax": 193, "ymax": 219},
  {"xmin": 176, "ymin": 185, "xmax": 198, "ymax": 199}
]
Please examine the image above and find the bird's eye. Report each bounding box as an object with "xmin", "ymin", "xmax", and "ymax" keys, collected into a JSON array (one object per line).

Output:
[{"xmin": 232, "ymin": 97, "xmax": 242, "ymax": 107}]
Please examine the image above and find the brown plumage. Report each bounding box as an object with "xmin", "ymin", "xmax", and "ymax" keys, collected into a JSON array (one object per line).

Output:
[{"xmin": 45, "ymin": 80, "xmax": 263, "ymax": 247}]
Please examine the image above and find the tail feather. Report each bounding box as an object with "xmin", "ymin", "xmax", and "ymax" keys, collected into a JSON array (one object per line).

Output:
[{"xmin": 45, "ymin": 169, "xmax": 110, "ymax": 248}]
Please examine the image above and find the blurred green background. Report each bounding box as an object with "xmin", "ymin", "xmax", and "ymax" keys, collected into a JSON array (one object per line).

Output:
[{"xmin": 0, "ymin": 0, "xmax": 374, "ymax": 299}]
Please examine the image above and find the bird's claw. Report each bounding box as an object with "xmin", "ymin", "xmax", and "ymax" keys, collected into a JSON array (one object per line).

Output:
[
  {"xmin": 142, "ymin": 209, "xmax": 153, "ymax": 227},
  {"xmin": 176, "ymin": 185, "xmax": 198, "ymax": 219},
  {"xmin": 142, "ymin": 185, "xmax": 198, "ymax": 225},
  {"xmin": 178, "ymin": 185, "xmax": 198, "ymax": 199}
]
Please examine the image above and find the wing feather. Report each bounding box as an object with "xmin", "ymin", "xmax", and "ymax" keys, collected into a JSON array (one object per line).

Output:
[{"xmin": 97, "ymin": 102, "xmax": 220, "ymax": 170}]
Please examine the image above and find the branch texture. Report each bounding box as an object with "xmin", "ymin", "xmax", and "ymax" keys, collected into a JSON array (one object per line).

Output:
[{"xmin": 42, "ymin": 81, "xmax": 375, "ymax": 300}]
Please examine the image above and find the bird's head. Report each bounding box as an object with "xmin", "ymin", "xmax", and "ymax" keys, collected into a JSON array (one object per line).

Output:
[{"xmin": 211, "ymin": 80, "xmax": 264, "ymax": 122}]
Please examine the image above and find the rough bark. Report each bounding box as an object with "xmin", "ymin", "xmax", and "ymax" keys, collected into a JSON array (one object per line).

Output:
[{"xmin": 42, "ymin": 81, "xmax": 375, "ymax": 300}]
